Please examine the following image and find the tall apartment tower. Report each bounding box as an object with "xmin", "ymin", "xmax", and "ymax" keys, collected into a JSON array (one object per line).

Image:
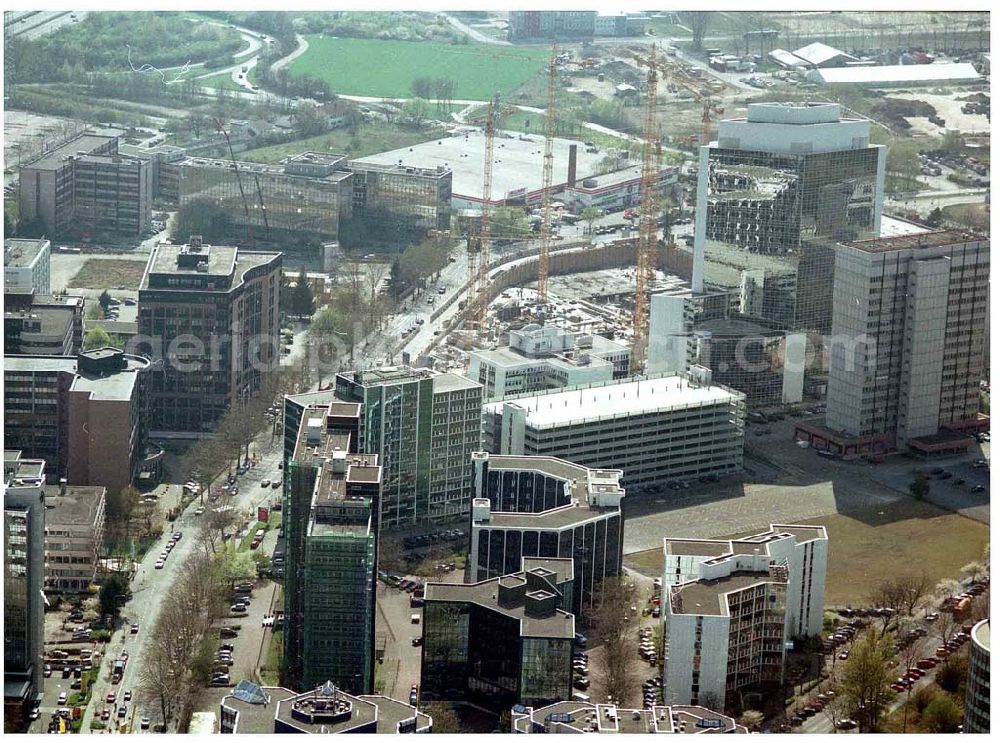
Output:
[
  {"xmin": 282, "ymin": 402, "xmax": 381, "ymax": 694},
  {"xmin": 691, "ymin": 102, "xmax": 886, "ymax": 333},
  {"xmin": 663, "ymin": 555, "xmax": 788, "ymax": 709},
  {"xmin": 825, "ymin": 231, "xmax": 989, "ymax": 451},
  {"xmin": 3, "ymin": 451, "xmax": 46, "ymax": 731},
  {"xmin": 334, "ymin": 367, "xmax": 482, "ymax": 526},
  {"xmin": 137, "ymin": 238, "xmax": 281, "ymax": 435}
]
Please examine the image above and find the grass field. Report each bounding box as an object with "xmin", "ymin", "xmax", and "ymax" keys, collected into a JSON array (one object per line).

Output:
[
  {"xmin": 624, "ymin": 498, "xmax": 988, "ymax": 608},
  {"xmin": 198, "ymin": 71, "xmax": 242, "ymax": 92},
  {"xmin": 289, "ymin": 36, "xmax": 550, "ymax": 99},
  {"xmin": 239, "ymin": 123, "xmax": 449, "ymax": 164},
  {"xmin": 68, "ymin": 259, "xmax": 147, "ymax": 290}
]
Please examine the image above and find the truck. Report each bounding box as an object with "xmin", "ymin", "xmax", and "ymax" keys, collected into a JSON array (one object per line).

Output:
[{"xmin": 112, "ymin": 659, "xmax": 125, "ymax": 682}]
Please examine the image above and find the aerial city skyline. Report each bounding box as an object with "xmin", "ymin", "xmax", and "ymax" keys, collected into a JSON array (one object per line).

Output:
[{"xmin": 3, "ymin": 7, "xmax": 990, "ymax": 736}]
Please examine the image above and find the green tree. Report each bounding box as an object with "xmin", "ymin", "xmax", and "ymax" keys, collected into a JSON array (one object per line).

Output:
[
  {"xmin": 99, "ymin": 572, "xmax": 132, "ymax": 620},
  {"xmin": 491, "ymin": 207, "xmax": 532, "ymax": 240},
  {"xmin": 580, "ymin": 206, "xmax": 602, "ymax": 235},
  {"xmin": 98, "ymin": 289, "xmax": 112, "ymax": 314},
  {"xmin": 292, "ymin": 104, "xmax": 328, "ymax": 138},
  {"xmin": 935, "ymin": 654, "xmax": 968, "ymax": 693},
  {"xmin": 83, "ymin": 326, "xmax": 114, "ymax": 351},
  {"xmin": 291, "ymin": 266, "xmax": 315, "ymax": 318},
  {"xmin": 909, "ymin": 475, "xmax": 930, "ymax": 501},
  {"xmin": 838, "ymin": 627, "xmax": 897, "ymax": 732},
  {"xmin": 921, "ymin": 695, "xmax": 962, "ymax": 733},
  {"xmin": 400, "ymin": 97, "xmax": 430, "ymax": 128}
]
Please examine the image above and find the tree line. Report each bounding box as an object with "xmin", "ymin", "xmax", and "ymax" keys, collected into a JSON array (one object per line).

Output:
[{"xmin": 5, "ymin": 12, "xmax": 242, "ymax": 85}]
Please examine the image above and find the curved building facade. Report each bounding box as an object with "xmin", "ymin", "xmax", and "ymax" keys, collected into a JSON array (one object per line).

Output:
[{"xmin": 964, "ymin": 619, "xmax": 990, "ymax": 733}]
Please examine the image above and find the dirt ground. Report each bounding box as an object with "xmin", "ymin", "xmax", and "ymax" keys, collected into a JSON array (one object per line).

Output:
[
  {"xmin": 67, "ymin": 258, "xmax": 148, "ymax": 291},
  {"xmin": 894, "ymin": 91, "xmax": 991, "ymax": 136},
  {"xmin": 624, "ymin": 497, "xmax": 988, "ymax": 609}
]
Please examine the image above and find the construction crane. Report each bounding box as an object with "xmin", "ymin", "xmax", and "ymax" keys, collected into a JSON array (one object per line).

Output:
[
  {"xmin": 632, "ymin": 51, "xmax": 726, "ymax": 146},
  {"xmin": 215, "ymin": 118, "xmax": 254, "ymax": 246},
  {"xmin": 252, "ymin": 172, "xmax": 269, "ymax": 242},
  {"xmin": 474, "ymin": 95, "xmax": 498, "ymax": 336},
  {"xmin": 536, "ymin": 46, "xmax": 558, "ymax": 312},
  {"xmin": 630, "ymin": 47, "xmax": 661, "ymax": 376}
]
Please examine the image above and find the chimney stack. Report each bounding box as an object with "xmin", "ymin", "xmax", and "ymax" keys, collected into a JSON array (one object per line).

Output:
[{"xmin": 567, "ymin": 144, "xmax": 577, "ymax": 187}]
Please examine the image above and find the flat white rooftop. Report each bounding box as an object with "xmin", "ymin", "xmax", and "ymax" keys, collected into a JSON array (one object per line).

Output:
[
  {"xmin": 485, "ymin": 375, "xmax": 740, "ymax": 428},
  {"xmin": 879, "ymin": 214, "xmax": 932, "ymax": 238},
  {"xmin": 354, "ymin": 128, "xmax": 610, "ymax": 203},
  {"xmin": 809, "ymin": 62, "xmax": 982, "ymax": 86}
]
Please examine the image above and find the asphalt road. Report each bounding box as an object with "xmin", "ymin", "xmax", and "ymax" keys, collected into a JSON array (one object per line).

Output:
[{"xmin": 74, "ymin": 428, "xmax": 286, "ymax": 733}]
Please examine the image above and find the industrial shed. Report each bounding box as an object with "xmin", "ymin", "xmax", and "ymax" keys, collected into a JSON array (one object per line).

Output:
[
  {"xmin": 807, "ymin": 62, "xmax": 983, "ymax": 87},
  {"xmin": 791, "ymin": 42, "xmax": 859, "ymax": 68}
]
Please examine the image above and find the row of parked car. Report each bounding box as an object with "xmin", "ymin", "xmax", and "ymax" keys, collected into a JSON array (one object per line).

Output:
[
  {"xmin": 573, "ymin": 650, "xmax": 590, "ymax": 695},
  {"xmin": 642, "ymin": 677, "xmax": 663, "ymax": 710},
  {"xmin": 155, "ymin": 531, "xmax": 183, "ymax": 570},
  {"xmin": 402, "ymin": 529, "xmax": 463, "ymax": 549}
]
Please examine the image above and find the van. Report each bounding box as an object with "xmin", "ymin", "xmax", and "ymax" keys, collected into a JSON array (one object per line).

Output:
[{"xmin": 411, "ymin": 613, "xmax": 420, "ymax": 624}]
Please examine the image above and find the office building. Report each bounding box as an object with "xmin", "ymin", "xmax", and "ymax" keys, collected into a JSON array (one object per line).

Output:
[
  {"xmin": 482, "ymin": 373, "xmax": 746, "ymax": 488},
  {"xmin": 421, "ymin": 557, "xmax": 575, "ymax": 711},
  {"xmin": 663, "ymin": 556, "xmax": 789, "ymax": 710},
  {"xmin": 219, "ymin": 680, "xmax": 432, "ymax": 733},
  {"xmin": 4, "ymin": 238, "xmax": 50, "ymax": 295},
  {"xmin": 508, "ymin": 10, "xmax": 596, "ymax": 40},
  {"xmin": 692, "ymin": 102, "xmax": 886, "ymax": 333},
  {"xmin": 647, "ymin": 290, "xmax": 807, "ymax": 406},
  {"xmin": 663, "ymin": 524, "xmax": 828, "ymax": 641},
  {"xmin": 173, "ymin": 153, "xmax": 353, "ymax": 243},
  {"xmin": 347, "ymin": 160, "xmax": 452, "ymax": 241},
  {"xmin": 3, "ymin": 451, "xmax": 46, "ymax": 730},
  {"xmin": 118, "ymin": 141, "xmax": 186, "ymax": 201},
  {"xmin": 469, "ymin": 452, "xmax": 623, "ymax": 613},
  {"xmin": 334, "ymin": 367, "xmax": 482, "ymax": 525},
  {"xmin": 283, "ymin": 402, "xmax": 381, "ymax": 694},
  {"xmin": 42, "ymin": 482, "xmax": 107, "ymax": 593},
  {"xmin": 5, "ymin": 307, "xmax": 76, "ymax": 356},
  {"xmin": 561, "ymin": 164, "xmax": 678, "ymax": 214},
  {"xmin": 282, "ymin": 388, "xmax": 342, "ymax": 466},
  {"xmin": 4, "ymin": 293, "xmax": 84, "ymax": 355},
  {"xmin": 964, "ymin": 619, "xmax": 989, "ymax": 734},
  {"xmin": 819, "ymin": 231, "xmax": 989, "ymax": 454},
  {"xmin": 511, "ymin": 700, "xmax": 747, "ymax": 734},
  {"xmin": 508, "ymin": 11, "xmax": 647, "ymax": 42},
  {"xmin": 4, "ymin": 349, "xmax": 151, "ymax": 491},
  {"xmin": 468, "ymin": 325, "xmax": 631, "ymax": 403},
  {"xmin": 137, "ymin": 237, "xmax": 282, "ymax": 435},
  {"xmin": 18, "ymin": 128, "xmax": 153, "ymax": 238}
]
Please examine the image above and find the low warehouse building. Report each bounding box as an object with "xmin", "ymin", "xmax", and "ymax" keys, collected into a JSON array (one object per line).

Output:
[{"xmin": 807, "ymin": 62, "xmax": 982, "ymax": 87}]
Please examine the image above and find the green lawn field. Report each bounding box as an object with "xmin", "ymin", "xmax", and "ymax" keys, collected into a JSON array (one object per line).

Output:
[{"xmin": 288, "ymin": 36, "xmax": 550, "ymax": 99}]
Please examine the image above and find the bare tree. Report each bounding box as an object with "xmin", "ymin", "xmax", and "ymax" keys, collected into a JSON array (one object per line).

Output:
[
  {"xmin": 587, "ymin": 576, "xmax": 640, "ymax": 705},
  {"xmin": 895, "ymin": 619, "xmax": 925, "ymax": 733},
  {"xmin": 686, "ymin": 12, "xmax": 712, "ymax": 51},
  {"xmin": 869, "ymin": 574, "xmax": 929, "ymax": 635}
]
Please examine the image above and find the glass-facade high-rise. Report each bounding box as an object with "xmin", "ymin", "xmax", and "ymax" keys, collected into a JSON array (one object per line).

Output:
[
  {"xmin": 282, "ymin": 402, "xmax": 381, "ymax": 694},
  {"xmin": 175, "ymin": 156, "xmax": 353, "ymax": 243},
  {"xmin": 334, "ymin": 367, "xmax": 482, "ymax": 526},
  {"xmin": 691, "ymin": 102, "xmax": 886, "ymax": 335},
  {"xmin": 421, "ymin": 558, "xmax": 575, "ymax": 711},
  {"xmin": 4, "ymin": 452, "xmax": 46, "ymax": 732},
  {"xmin": 469, "ymin": 453, "xmax": 625, "ymax": 614}
]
